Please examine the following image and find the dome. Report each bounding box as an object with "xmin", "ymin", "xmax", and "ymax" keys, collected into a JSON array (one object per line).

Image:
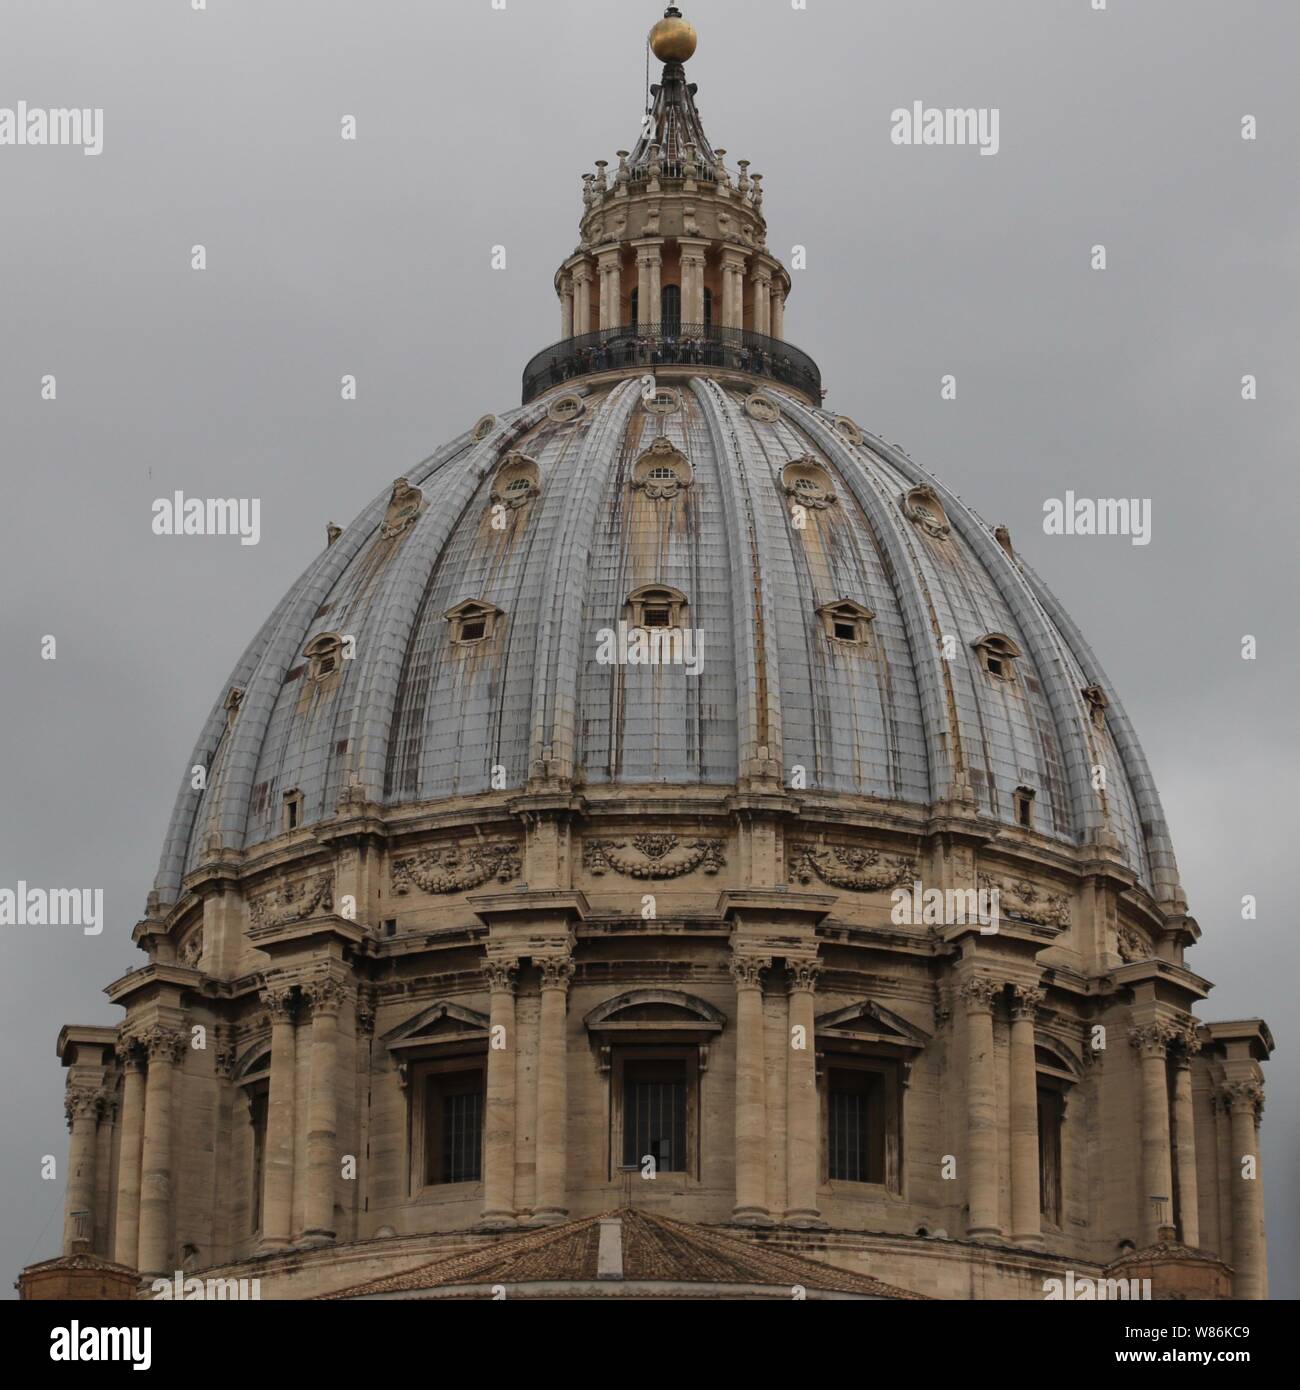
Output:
[
  {"xmin": 45, "ymin": 1, "xmax": 1272, "ymax": 1309},
  {"xmin": 154, "ymin": 372, "xmax": 1177, "ymax": 908}
]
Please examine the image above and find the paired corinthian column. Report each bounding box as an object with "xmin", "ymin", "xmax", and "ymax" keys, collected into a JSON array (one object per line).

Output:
[
  {"xmin": 1222, "ymin": 1080, "xmax": 1266, "ymax": 1299},
  {"xmin": 533, "ymin": 953, "xmax": 574, "ymax": 1222},
  {"xmin": 785, "ymin": 960, "xmax": 823, "ymax": 1227},
  {"xmin": 1129, "ymin": 1022, "xmax": 1177, "ymax": 1245},
  {"xmin": 730, "ymin": 951, "xmax": 771, "ymax": 1223},
  {"xmin": 258, "ymin": 983, "xmax": 297, "ymax": 1251},
  {"xmin": 113, "ymin": 1039, "xmax": 146, "ymax": 1267},
  {"xmin": 62, "ymin": 1085, "xmax": 105, "ymax": 1254},
  {"xmin": 960, "ymin": 975, "xmax": 1001, "ymax": 1239},
  {"xmin": 301, "ymin": 976, "xmax": 344, "ymax": 1244},
  {"xmin": 481, "ymin": 956, "xmax": 519, "ymax": 1227},
  {"xmin": 1170, "ymin": 1027, "xmax": 1201, "ymax": 1249},
  {"xmin": 1009, "ymin": 984, "xmax": 1044, "ymax": 1247},
  {"xmin": 137, "ymin": 1024, "xmax": 187, "ymax": 1276}
]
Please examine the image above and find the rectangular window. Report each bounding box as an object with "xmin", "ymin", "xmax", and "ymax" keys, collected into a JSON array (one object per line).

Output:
[
  {"xmin": 423, "ymin": 1070, "xmax": 484, "ymax": 1185},
  {"xmin": 623, "ymin": 1061, "xmax": 687, "ymax": 1172},
  {"xmin": 828, "ymin": 1067, "xmax": 887, "ymax": 1183},
  {"xmin": 1038, "ymin": 1087, "xmax": 1064, "ymax": 1225}
]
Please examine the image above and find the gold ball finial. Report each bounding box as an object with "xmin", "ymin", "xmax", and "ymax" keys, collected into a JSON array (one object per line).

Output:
[{"xmin": 650, "ymin": 7, "xmax": 697, "ymax": 63}]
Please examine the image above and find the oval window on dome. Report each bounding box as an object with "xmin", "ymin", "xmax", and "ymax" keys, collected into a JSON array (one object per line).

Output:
[
  {"xmin": 902, "ymin": 484, "xmax": 951, "ymax": 539},
  {"xmin": 632, "ymin": 437, "xmax": 693, "ymax": 499},
  {"xmin": 643, "ymin": 384, "xmax": 682, "ymax": 416},
  {"xmin": 781, "ymin": 457, "xmax": 837, "ymax": 511},
  {"xmin": 744, "ymin": 393, "xmax": 780, "ymax": 423},
  {"xmin": 489, "ymin": 451, "xmax": 541, "ymax": 511},
  {"xmin": 548, "ymin": 393, "xmax": 586, "ymax": 423},
  {"xmin": 833, "ymin": 416, "xmax": 864, "ymax": 446},
  {"xmin": 472, "ymin": 414, "xmax": 497, "ymax": 441}
]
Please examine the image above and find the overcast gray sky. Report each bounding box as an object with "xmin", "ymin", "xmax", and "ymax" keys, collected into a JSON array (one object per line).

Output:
[{"xmin": 1, "ymin": 0, "xmax": 1295, "ymax": 1296}]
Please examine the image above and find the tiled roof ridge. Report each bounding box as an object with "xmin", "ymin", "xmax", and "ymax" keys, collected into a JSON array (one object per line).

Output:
[{"xmin": 320, "ymin": 1207, "xmax": 928, "ymax": 1300}]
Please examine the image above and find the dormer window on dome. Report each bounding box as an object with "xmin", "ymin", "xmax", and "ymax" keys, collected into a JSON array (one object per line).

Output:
[
  {"xmin": 974, "ymin": 633, "xmax": 1022, "ymax": 681},
  {"xmin": 632, "ymin": 437, "xmax": 693, "ymax": 499},
  {"xmin": 489, "ymin": 452, "xmax": 541, "ymax": 510},
  {"xmin": 626, "ymin": 584, "xmax": 687, "ymax": 631},
  {"xmin": 782, "ymin": 457, "xmax": 837, "ymax": 511},
  {"xmin": 446, "ymin": 600, "xmax": 503, "ymax": 645},
  {"xmin": 1015, "ymin": 786, "xmax": 1036, "ymax": 829},
  {"xmin": 304, "ymin": 633, "xmax": 345, "ymax": 682},
  {"xmin": 902, "ymin": 485, "xmax": 951, "ymax": 539},
  {"xmin": 817, "ymin": 600, "xmax": 874, "ymax": 646}
]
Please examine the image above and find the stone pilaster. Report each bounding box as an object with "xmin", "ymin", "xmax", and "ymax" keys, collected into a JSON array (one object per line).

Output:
[
  {"xmin": 113, "ymin": 1037, "xmax": 146, "ymax": 1268},
  {"xmin": 750, "ymin": 265, "xmax": 772, "ymax": 336},
  {"xmin": 301, "ymin": 975, "xmax": 345, "ymax": 1244},
  {"xmin": 720, "ymin": 246, "xmax": 748, "ymax": 329},
  {"xmin": 258, "ymin": 982, "xmax": 297, "ymax": 1251},
  {"xmin": 960, "ymin": 974, "xmax": 1001, "ymax": 1239},
  {"xmin": 678, "ymin": 239, "xmax": 709, "ymax": 325},
  {"xmin": 482, "ymin": 956, "xmax": 519, "ymax": 1228},
  {"xmin": 1170, "ymin": 1024, "xmax": 1201, "ymax": 1248},
  {"xmin": 633, "ymin": 239, "xmax": 663, "ymax": 329},
  {"xmin": 62, "ymin": 1084, "xmax": 105, "ymax": 1254},
  {"xmin": 784, "ymin": 959, "xmax": 823, "ymax": 1228},
  {"xmin": 137, "ymin": 1024, "xmax": 186, "ymax": 1276},
  {"xmin": 532, "ymin": 952, "xmax": 574, "ymax": 1222},
  {"xmin": 571, "ymin": 260, "xmax": 593, "ymax": 336},
  {"xmin": 730, "ymin": 951, "xmax": 771, "ymax": 1224},
  {"xmin": 560, "ymin": 273, "xmax": 574, "ymax": 339},
  {"xmin": 1009, "ymin": 984, "xmax": 1044, "ymax": 1247},
  {"xmin": 597, "ymin": 247, "xmax": 622, "ymax": 331},
  {"xmin": 1129, "ymin": 1021, "xmax": 1176, "ymax": 1244},
  {"xmin": 1222, "ymin": 1080, "xmax": 1266, "ymax": 1299},
  {"xmin": 770, "ymin": 284, "xmax": 785, "ymax": 340}
]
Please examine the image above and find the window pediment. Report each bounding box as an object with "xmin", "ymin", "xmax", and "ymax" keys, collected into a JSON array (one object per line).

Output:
[
  {"xmin": 585, "ymin": 989, "xmax": 726, "ymax": 1036},
  {"xmin": 816, "ymin": 999, "xmax": 931, "ymax": 1051},
  {"xmin": 383, "ymin": 1000, "xmax": 490, "ymax": 1053}
]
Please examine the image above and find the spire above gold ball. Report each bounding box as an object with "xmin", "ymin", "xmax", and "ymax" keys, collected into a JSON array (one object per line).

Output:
[{"xmin": 650, "ymin": 5, "xmax": 697, "ymax": 63}]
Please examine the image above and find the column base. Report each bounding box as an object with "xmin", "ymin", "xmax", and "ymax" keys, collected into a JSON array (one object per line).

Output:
[
  {"xmin": 1011, "ymin": 1232, "xmax": 1045, "ymax": 1250},
  {"xmin": 256, "ymin": 1237, "xmax": 293, "ymax": 1256},
  {"xmin": 297, "ymin": 1230, "xmax": 336, "ymax": 1249},
  {"xmin": 966, "ymin": 1225, "xmax": 1004, "ymax": 1242},
  {"xmin": 478, "ymin": 1212, "xmax": 520, "ymax": 1232},
  {"xmin": 525, "ymin": 1208, "xmax": 568, "ymax": 1227},
  {"xmin": 783, "ymin": 1210, "xmax": 828, "ymax": 1230},
  {"xmin": 731, "ymin": 1207, "xmax": 776, "ymax": 1227}
]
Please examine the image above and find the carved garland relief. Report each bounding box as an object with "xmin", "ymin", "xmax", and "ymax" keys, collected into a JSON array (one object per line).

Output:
[
  {"xmin": 584, "ymin": 834, "xmax": 725, "ymax": 879},
  {"xmin": 392, "ymin": 840, "xmax": 522, "ymax": 895},
  {"xmin": 249, "ymin": 874, "xmax": 334, "ymax": 927},
  {"xmin": 787, "ymin": 843, "xmax": 915, "ymax": 891}
]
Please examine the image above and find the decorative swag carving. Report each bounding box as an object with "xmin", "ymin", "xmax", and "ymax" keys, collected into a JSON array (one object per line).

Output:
[
  {"xmin": 249, "ymin": 873, "xmax": 334, "ymax": 927},
  {"xmin": 392, "ymin": 841, "xmax": 521, "ymax": 895},
  {"xmin": 977, "ymin": 872, "xmax": 1071, "ymax": 927},
  {"xmin": 583, "ymin": 834, "xmax": 725, "ymax": 879},
  {"xmin": 787, "ymin": 843, "xmax": 915, "ymax": 891}
]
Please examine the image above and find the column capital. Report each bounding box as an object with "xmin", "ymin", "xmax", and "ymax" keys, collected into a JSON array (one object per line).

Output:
[
  {"xmin": 537, "ymin": 954, "xmax": 575, "ymax": 992},
  {"xmin": 114, "ymin": 1032, "xmax": 145, "ymax": 1070},
  {"xmin": 64, "ymin": 1084, "xmax": 106, "ymax": 1128},
  {"xmin": 1128, "ymin": 1019, "xmax": 1179, "ymax": 1058},
  {"xmin": 258, "ymin": 978, "xmax": 298, "ymax": 1021},
  {"xmin": 1219, "ymin": 1078, "xmax": 1265, "ymax": 1119},
  {"xmin": 785, "ymin": 959, "xmax": 822, "ymax": 993},
  {"xmin": 140, "ymin": 1024, "xmax": 187, "ymax": 1065},
  {"xmin": 1009, "ymin": 983, "xmax": 1045, "ymax": 1019},
  {"xmin": 484, "ymin": 956, "xmax": 520, "ymax": 994},
  {"xmin": 302, "ymin": 974, "xmax": 346, "ymax": 1018},
  {"xmin": 729, "ymin": 952, "xmax": 771, "ymax": 990},
  {"xmin": 958, "ymin": 974, "xmax": 1001, "ymax": 1014}
]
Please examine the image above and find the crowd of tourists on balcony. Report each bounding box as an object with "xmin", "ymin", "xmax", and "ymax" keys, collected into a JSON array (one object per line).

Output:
[{"xmin": 541, "ymin": 325, "xmax": 805, "ymax": 391}]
